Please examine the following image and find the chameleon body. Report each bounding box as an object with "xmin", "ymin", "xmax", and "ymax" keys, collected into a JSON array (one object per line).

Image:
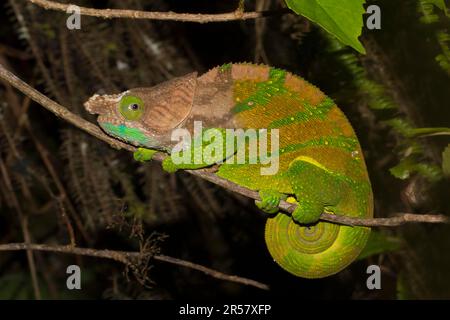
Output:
[{"xmin": 85, "ymin": 63, "xmax": 373, "ymax": 278}]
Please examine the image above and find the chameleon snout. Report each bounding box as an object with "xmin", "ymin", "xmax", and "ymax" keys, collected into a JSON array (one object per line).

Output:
[{"xmin": 84, "ymin": 93, "xmax": 123, "ymax": 115}]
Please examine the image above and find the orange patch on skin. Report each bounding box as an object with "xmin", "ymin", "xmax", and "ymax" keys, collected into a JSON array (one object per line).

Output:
[
  {"xmin": 259, "ymin": 93, "xmax": 307, "ymax": 121},
  {"xmin": 233, "ymin": 80, "xmax": 260, "ymax": 103},
  {"xmin": 198, "ymin": 68, "xmax": 218, "ymax": 83},
  {"xmin": 277, "ymin": 120, "xmax": 339, "ymax": 148},
  {"xmin": 284, "ymin": 73, "xmax": 325, "ymax": 106},
  {"xmin": 234, "ymin": 107, "xmax": 273, "ymax": 129},
  {"xmin": 326, "ymin": 107, "xmax": 355, "ymax": 137},
  {"xmin": 231, "ymin": 64, "xmax": 270, "ymax": 82},
  {"xmin": 234, "ymin": 91, "xmax": 308, "ymax": 129}
]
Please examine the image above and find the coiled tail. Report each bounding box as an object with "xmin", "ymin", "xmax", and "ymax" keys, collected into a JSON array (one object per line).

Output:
[{"xmin": 265, "ymin": 213, "xmax": 371, "ymax": 278}]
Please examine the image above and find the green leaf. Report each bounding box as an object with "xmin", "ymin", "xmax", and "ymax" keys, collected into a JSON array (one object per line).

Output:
[
  {"xmin": 357, "ymin": 231, "xmax": 402, "ymax": 260},
  {"xmin": 408, "ymin": 127, "xmax": 450, "ymax": 137},
  {"xmin": 389, "ymin": 157, "xmax": 442, "ymax": 182},
  {"xmin": 285, "ymin": 0, "xmax": 366, "ymax": 53},
  {"xmin": 384, "ymin": 118, "xmax": 415, "ymax": 137},
  {"xmin": 443, "ymin": 144, "xmax": 450, "ymax": 176},
  {"xmin": 389, "ymin": 158, "xmax": 416, "ymax": 180}
]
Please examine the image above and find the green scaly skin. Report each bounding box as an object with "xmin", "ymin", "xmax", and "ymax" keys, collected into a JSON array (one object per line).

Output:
[
  {"xmin": 92, "ymin": 63, "xmax": 373, "ymax": 279},
  {"xmin": 214, "ymin": 65, "xmax": 372, "ymax": 278}
]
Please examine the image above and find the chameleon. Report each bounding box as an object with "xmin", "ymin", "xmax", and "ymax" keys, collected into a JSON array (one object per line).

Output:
[{"xmin": 84, "ymin": 63, "xmax": 373, "ymax": 279}]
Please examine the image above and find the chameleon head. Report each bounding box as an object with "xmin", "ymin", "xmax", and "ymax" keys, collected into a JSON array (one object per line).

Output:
[{"xmin": 83, "ymin": 72, "xmax": 198, "ymax": 150}]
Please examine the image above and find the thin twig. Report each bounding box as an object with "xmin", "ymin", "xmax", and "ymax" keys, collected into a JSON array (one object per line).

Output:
[
  {"xmin": 0, "ymin": 55, "xmax": 92, "ymax": 244},
  {"xmin": 153, "ymin": 255, "xmax": 268, "ymax": 290},
  {"xmin": 55, "ymin": 196, "xmax": 77, "ymax": 247},
  {"xmin": 28, "ymin": 0, "xmax": 285, "ymax": 23},
  {"xmin": 0, "ymin": 243, "xmax": 269, "ymax": 290},
  {"xmin": 0, "ymin": 43, "xmax": 32, "ymax": 60},
  {"xmin": 0, "ymin": 63, "xmax": 448, "ymax": 227},
  {"xmin": 0, "ymin": 162, "xmax": 41, "ymax": 299}
]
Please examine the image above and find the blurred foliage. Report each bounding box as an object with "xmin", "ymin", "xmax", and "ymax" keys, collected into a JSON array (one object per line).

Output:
[
  {"xmin": 418, "ymin": 0, "xmax": 450, "ymax": 73},
  {"xmin": 357, "ymin": 231, "xmax": 402, "ymax": 261},
  {"xmin": 326, "ymin": 35, "xmax": 443, "ymax": 182},
  {"xmin": 443, "ymin": 144, "xmax": 450, "ymax": 176}
]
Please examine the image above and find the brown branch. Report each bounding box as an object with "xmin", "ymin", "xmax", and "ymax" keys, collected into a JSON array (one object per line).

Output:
[
  {"xmin": 0, "ymin": 62, "xmax": 133, "ymax": 152},
  {"xmin": 184, "ymin": 169, "xmax": 449, "ymax": 227},
  {"xmin": 0, "ymin": 63, "xmax": 448, "ymax": 227},
  {"xmin": 28, "ymin": 0, "xmax": 285, "ymax": 23},
  {"xmin": 0, "ymin": 243, "xmax": 269, "ymax": 290}
]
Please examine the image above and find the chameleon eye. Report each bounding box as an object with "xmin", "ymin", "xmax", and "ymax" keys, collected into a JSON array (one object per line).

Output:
[{"xmin": 119, "ymin": 95, "xmax": 144, "ymax": 121}]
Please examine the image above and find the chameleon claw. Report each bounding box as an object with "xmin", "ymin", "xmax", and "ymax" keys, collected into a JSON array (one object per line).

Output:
[
  {"xmin": 291, "ymin": 199, "xmax": 323, "ymax": 225},
  {"xmin": 162, "ymin": 157, "xmax": 179, "ymax": 173},
  {"xmin": 133, "ymin": 148, "xmax": 158, "ymax": 162},
  {"xmin": 256, "ymin": 189, "xmax": 284, "ymax": 214}
]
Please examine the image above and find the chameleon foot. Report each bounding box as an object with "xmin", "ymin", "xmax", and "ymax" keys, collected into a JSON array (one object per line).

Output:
[
  {"xmin": 291, "ymin": 199, "xmax": 323, "ymax": 225},
  {"xmin": 288, "ymin": 157, "xmax": 346, "ymax": 225},
  {"xmin": 256, "ymin": 190, "xmax": 284, "ymax": 214},
  {"xmin": 133, "ymin": 148, "xmax": 158, "ymax": 162},
  {"xmin": 162, "ymin": 157, "xmax": 179, "ymax": 173}
]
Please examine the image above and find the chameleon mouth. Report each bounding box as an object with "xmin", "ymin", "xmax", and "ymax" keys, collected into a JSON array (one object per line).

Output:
[{"xmin": 100, "ymin": 122, "xmax": 150, "ymax": 146}]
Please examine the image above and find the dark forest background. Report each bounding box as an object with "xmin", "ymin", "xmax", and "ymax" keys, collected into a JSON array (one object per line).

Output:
[{"xmin": 0, "ymin": 0, "xmax": 449, "ymax": 299}]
